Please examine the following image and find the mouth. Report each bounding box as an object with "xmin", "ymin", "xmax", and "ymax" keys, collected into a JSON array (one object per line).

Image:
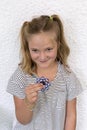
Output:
[{"xmin": 39, "ymin": 60, "xmax": 48, "ymax": 63}]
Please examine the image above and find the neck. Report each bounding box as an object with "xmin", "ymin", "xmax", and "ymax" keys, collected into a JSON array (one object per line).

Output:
[{"xmin": 36, "ymin": 62, "xmax": 58, "ymax": 80}]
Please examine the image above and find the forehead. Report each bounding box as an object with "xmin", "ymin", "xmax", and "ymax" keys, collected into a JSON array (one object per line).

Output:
[{"xmin": 28, "ymin": 31, "xmax": 57, "ymax": 47}]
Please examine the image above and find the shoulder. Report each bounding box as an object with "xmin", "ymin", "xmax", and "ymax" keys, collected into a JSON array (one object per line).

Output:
[
  {"xmin": 59, "ymin": 63, "xmax": 76, "ymax": 78},
  {"xmin": 8, "ymin": 66, "xmax": 28, "ymax": 87},
  {"xmin": 7, "ymin": 66, "xmax": 28, "ymax": 98},
  {"xmin": 8, "ymin": 66, "xmax": 36, "ymax": 87},
  {"xmin": 59, "ymin": 63, "xmax": 83, "ymax": 100},
  {"xmin": 59, "ymin": 62, "xmax": 81, "ymax": 86}
]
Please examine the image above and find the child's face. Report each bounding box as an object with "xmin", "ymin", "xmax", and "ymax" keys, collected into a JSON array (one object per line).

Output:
[{"xmin": 28, "ymin": 32, "xmax": 58, "ymax": 69}]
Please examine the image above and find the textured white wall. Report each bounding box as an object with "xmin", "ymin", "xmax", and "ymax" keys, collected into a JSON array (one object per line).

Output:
[{"xmin": 0, "ymin": 0, "xmax": 87, "ymax": 130}]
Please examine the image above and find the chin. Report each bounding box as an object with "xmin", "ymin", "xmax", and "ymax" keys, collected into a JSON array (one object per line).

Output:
[{"xmin": 37, "ymin": 62, "xmax": 53, "ymax": 68}]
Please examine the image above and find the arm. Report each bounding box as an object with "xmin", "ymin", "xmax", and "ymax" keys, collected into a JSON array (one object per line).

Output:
[
  {"xmin": 64, "ymin": 98, "xmax": 76, "ymax": 130},
  {"xmin": 14, "ymin": 96, "xmax": 33, "ymax": 125},
  {"xmin": 13, "ymin": 83, "xmax": 43, "ymax": 125}
]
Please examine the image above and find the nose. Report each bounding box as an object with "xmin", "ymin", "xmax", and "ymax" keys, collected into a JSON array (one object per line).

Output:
[{"xmin": 40, "ymin": 52, "xmax": 46, "ymax": 60}]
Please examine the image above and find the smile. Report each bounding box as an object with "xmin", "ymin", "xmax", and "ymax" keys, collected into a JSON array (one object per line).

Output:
[{"xmin": 39, "ymin": 60, "xmax": 48, "ymax": 63}]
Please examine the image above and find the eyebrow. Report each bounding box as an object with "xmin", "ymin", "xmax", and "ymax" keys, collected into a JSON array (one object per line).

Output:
[{"xmin": 30, "ymin": 48, "xmax": 39, "ymax": 50}]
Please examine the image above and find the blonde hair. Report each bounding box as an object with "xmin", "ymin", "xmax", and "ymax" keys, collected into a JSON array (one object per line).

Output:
[{"xmin": 19, "ymin": 14, "xmax": 70, "ymax": 75}]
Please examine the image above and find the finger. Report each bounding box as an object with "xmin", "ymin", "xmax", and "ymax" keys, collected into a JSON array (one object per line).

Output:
[
  {"xmin": 32, "ymin": 96, "xmax": 37, "ymax": 102},
  {"xmin": 31, "ymin": 91, "xmax": 38, "ymax": 97},
  {"xmin": 27, "ymin": 93, "xmax": 38, "ymax": 103},
  {"xmin": 32, "ymin": 83, "xmax": 43, "ymax": 91},
  {"xmin": 25, "ymin": 83, "xmax": 43, "ymax": 94},
  {"xmin": 26, "ymin": 91, "xmax": 38, "ymax": 100}
]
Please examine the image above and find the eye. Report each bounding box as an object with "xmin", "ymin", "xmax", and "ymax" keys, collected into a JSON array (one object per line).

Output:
[
  {"xmin": 46, "ymin": 48, "xmax": 53, "ymax": 51},
  {"xmin": 31, "ymin": 49, "xmax": 39, "ymax": 52}
]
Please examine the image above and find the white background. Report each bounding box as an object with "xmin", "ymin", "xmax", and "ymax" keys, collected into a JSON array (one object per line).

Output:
[{"xmin": 0, "ymin": 0, "xmax": 87, "ymax": 130}]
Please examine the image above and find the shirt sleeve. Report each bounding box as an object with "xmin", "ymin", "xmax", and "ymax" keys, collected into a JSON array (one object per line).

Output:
[
  {"xmin": 66, "ymin": 70, "xmax": 83, "ymax": 101},
  {"xmin": 6, "ymin": 67, "xmax": 26, "ymax": 99}
]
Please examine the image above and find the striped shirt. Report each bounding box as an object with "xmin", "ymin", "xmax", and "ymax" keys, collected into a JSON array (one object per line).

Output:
[{"xmin": 7, "ymin": 62, "xmax": 82, "ymax": 130}]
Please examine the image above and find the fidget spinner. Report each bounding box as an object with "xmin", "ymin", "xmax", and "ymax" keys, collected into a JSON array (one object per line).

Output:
[{"xmin": 36, "ymin": 77, "xmax": 51, "ymax": 92}]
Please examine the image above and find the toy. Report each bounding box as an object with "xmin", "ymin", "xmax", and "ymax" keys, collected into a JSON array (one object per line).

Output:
[{"xmin": 36, "ymin": 77, "xmax": 51, "ymax": 92}]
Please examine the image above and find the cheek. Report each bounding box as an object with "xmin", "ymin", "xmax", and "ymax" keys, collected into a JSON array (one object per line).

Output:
[
  {"xmin": 50, "ymin": 50, "xmax": 57, "ymax": 58},
  {"xmin": 30, "ymin": 52, "xmax": 39, "ymax": 60}
]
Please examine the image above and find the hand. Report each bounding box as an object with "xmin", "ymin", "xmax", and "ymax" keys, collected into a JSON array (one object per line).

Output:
[{"xmin": 25, "ymin": 83, "xmax": 43, "ymax": 105}]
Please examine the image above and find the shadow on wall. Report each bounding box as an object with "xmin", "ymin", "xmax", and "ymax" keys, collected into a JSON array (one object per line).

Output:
[{"xmin": 0, "ymin": 106, "xmax": 13, "ymax": 130}]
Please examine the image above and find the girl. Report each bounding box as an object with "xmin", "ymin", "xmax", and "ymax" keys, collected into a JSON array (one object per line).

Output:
[{"xmin": 7, "ymin": 14, "xmax": 82, "ymax": 130}]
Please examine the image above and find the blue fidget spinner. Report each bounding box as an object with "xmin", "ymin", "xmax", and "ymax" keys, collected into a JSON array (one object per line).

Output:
[{"xmin": 36, "ymin": 77, "xmax": 51, "ymax": 92}]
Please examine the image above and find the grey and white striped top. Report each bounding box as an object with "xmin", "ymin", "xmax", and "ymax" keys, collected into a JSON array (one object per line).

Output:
[{"xmin": 7, "ymin": 62, "xmax": 82, "ymax": 130}]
